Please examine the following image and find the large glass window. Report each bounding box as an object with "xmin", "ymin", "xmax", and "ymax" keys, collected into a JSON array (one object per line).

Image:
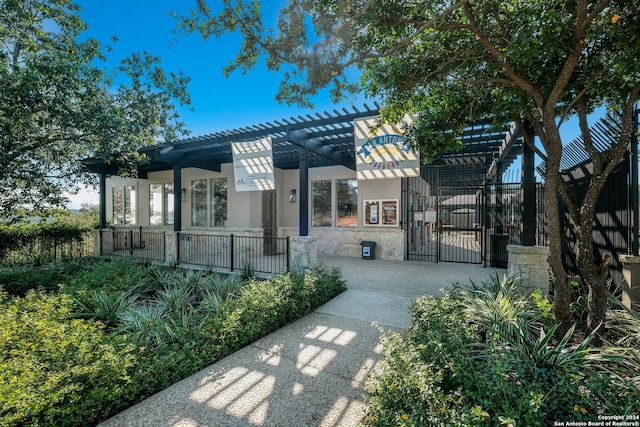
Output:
[
  {"xmin": 113, "ymin": 185, "xmax": 136, "ymax": 225},
  {"xmin": 190, "ymin": 178, "xmax": 228, "ymax": 227},
  {"xmin": 336, "ymin": 179, "xmax": 358, "ymax": 227},
  {"xmin": 164, "ymin": 183, "xmax": 174, "ymax": 225},
  {"xmin": 210, "ymin": 178, "xmax": 228, "ymax": 227},
  {"xmin": 312, "ymin": 180, "xmax": 332, "ymax": 226},
  {"xmin": 149, "ymin": 183, "xmax": 174, "ymax": 226},
  {"xmin": 149, "ymin": 184, "xmax": 163, "ymax": 225},
  {"xmin": 191, "ymin": 180, "xmax": 208, "ymax": 227}
]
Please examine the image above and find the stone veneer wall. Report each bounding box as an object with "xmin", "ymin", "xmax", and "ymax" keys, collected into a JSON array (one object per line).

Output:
[
  {"xmin": 289, "ymin": 236, "xmax": 318, "ymax": 270},
  {"xmin": 279, "ymin": 227, "xmax": 404, "ymax": 260},
  {"xmin": 507, "ymin": 245, "xmax": 550, "ymax": 295},
  {"xmin": 619, "ymin": 255, "xmax": 640, "ymax": 309}
]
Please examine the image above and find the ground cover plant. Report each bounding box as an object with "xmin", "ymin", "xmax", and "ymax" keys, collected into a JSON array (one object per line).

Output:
[
  {"xmin": 362, "ymin": 277, "xmax": 640, "ymax": 426},
  {"xmin": 0, "ymin": 257, "xmax": 346, "ymax": 426}
]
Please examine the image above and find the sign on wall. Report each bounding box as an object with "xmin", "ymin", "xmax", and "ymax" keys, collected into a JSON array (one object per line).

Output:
[
  {"xmin": 232, "ymin": 137, "xmax": 275, "ymax": 192},
  {"xmin": 355, "ymin": 116, "xmax": 419, "ymax": 180},
  {"xmin": 364, "ymin": 199, "xmax": 399, "ymax": 226}
]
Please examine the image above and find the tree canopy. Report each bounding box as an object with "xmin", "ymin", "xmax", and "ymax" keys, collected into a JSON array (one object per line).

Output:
[
  {"xmin": 0, "ymin": 0, "xmax": 191, "ymax": 220},
  {"xmin": 177, "ymin": 0, "xmax": 640, "ymax": 334}
]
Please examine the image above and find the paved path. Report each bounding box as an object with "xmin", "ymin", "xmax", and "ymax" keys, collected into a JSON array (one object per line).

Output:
[{"xmin": 99, "ymin": 256, "xmax": 505, "ymax": 427}]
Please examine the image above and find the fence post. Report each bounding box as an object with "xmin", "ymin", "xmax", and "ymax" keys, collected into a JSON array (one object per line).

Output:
[
  {"xmin": 286, "ymin": 236, "xmax": 290, "ymax": 272},
  {"xmin": 129, "ymin": 229, "xmax": 133, "ymax": 256},
  {"xmin": 230, "ymin": 234, "xmax": 234, "ymax": 271}
]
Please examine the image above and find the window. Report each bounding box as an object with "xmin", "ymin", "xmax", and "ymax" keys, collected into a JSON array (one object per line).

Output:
[
  {"xmin": 191, "ymin": 180, "xmax": 207, "ymax": 227},
  {"xmin": 336, "ymin": 179, "xmax": 358, "ymax": 227},
  {"xmin": 149, "ymin": 183, "xmax": 174, "ymax": 226},
  {"xmin": 191, "ymin": 178, "xmax": 228, "ymax": 227},
  {"xmin": 113, "ymin": 185, "xmax": 136, "ymax": 225},
  {"xmin": 312, "ymin": 180, "xmax": 332, "ymax": 226},
  {"xmin": 164, "ymin": 183, "xmax": 175, "ymax": 225},
  {"xmin": 210, "ymin": 178, "xmax": 227, "ymax": 227}
]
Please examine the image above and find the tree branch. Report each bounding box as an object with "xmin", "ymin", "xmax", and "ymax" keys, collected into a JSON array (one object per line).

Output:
[
  {"xmin": 576, "ymin": 97, "xmax": 603, "ymax": 175},
  {"xmin": 462, "ymin": 2, "xmax": 544, "ymax": 106}
]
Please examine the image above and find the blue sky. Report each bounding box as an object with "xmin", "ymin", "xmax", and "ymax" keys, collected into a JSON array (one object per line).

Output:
[
  {"xmin": 69, "ymin": 0, "xmax": 372, "ymax": 207},
  {"xmin": 76, "ymin": 1, "xmax": 370, "ymax": 137}
]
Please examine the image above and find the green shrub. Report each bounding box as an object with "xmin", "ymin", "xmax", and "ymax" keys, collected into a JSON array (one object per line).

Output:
[
  {"xmin": 0, "ymin": 223, "xmax": 92, "ymax": 264},
  {"xmin": 362, "ymin": 277, "xmax": 640, "ymax": 427},
  {"xmin": 0, "ymin": 260, "xmax": 347, "ymax": 426},
  {"xmin": 0, "ymin": 258, "xmax": 92, "ymax": 296},
  {"xmin": 0, "ymin": 291, "xmax": 139, "ymax": 427}
]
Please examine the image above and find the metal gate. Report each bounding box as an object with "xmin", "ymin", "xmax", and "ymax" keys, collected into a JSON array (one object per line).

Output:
[
  {"xmin": 404, "ymin": 175, "xmax": 438, "ymax": 262},
  {"xmin": 438, "ymin": 187, "xmax": 484, "ymax": 264},
  {"xmin": 403, "ymin": 176, "xmax": 484, "ymax": 264}
]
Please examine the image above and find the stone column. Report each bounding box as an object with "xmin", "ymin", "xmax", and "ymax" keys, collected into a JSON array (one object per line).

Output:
[
  {"xmin": 619, "ymin": 255, "xmax": 640, "ymax": 309},
  {"xmin": 92, "ymin": 229, "xmax": 102, "ymax": 256},
  {"xmin": 507, "ymin": 245, "xmax": 550, "ymax": 295},
  {"xmin": 165, "ymin": 232, "xmax": 179, "ymax": 266},
  {"xmin": 290, "ymin": 235, "xmax": 318, "ymax": 272}
]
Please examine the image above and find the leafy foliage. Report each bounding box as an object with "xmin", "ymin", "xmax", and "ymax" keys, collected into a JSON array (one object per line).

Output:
[
  {"xmin": 0, "ymin": 0, "xmax": 191, "ymax": 219},
  {"xmin": 0, "ymin": 258, "xmax": 347, "ymax": 426},
  {"xmin": 0, "ymin": 223, "xmax": 93, "ymax": 265},
  {"xmin": 0, "ymin": 291, "xmax": 138, "ymax": 426},
  {"xmin": 362, "ymin": 277, "xmax": 639, "ymax": 426}
]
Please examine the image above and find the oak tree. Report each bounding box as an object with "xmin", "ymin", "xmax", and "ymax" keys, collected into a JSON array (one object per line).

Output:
[{"xmin": 0, "ymin": 0, "xmax": 191, "ymax": 220}]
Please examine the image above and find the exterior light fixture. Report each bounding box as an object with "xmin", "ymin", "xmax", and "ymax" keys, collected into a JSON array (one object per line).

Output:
[
  {"xmin": 289, "ymin": 189, "xmax": 296, "ymax": 203},
  {"xmin": 181, "ymin": 188, "xmax": 186, "ymax": 201}
]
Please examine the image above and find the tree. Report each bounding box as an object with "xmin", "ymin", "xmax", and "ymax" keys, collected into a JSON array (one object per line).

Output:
[
  {"xmin": 176, "ymin": 0, "xmax": 640, "ymax": 336},
  {"xmin": 0, "ymin": 0, "xmax": 191, "ymax": 220}
]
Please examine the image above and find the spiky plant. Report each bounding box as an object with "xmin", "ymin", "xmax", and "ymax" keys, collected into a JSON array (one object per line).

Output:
[
  {"xmin": 117, "ymin": 303, "xmax": 169, "ymax": 345},
  {"xmin": 154, "ymin": 282, "xmax": 197, "ymax": 314},
  {"xmin": 206, "ymin": 272, "xmax": 245, "ymax": 301},
  {"xmin": 76, "ymin": 289, "xmax": 139, "ymax": 328}
]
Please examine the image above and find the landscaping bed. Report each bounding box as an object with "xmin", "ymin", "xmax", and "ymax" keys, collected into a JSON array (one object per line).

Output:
[
  {"xmin": 362, "ymin": 276, "xmax": 640, "ymax": 426},
  {"xmin": 0, "ymin": 257, "xmax": 346, "ymax": 426}
]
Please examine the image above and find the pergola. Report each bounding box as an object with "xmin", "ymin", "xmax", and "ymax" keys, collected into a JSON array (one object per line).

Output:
[{"xmin": 84, "ymin": 103, "xmax": 537, "ymax": 242}]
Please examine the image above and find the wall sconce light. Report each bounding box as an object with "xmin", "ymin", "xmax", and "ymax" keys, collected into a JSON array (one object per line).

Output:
[
  {"xmin": 181, "ymin": 188, "xmax": 186, "ymax": 201},
  {"xmin": 289, "ymin": 189, "xmax": 296, "ymax": 203}
]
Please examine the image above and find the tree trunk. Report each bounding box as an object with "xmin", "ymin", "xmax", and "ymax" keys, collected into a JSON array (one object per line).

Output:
[
  {"xmin": 544, "ymin": 163, "xmax": 572, "ymax": 336},
  {"xmin": 573, "ymin": 174, "xmax": 608, "ymax": 344}
]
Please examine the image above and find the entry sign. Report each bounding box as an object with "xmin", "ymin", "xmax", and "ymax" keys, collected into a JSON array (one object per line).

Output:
[
  {"xmin": 232, "ymin": 137, "xmax": 275, "ymax": 192},
  {"xmin": 355, "ymin": 116, "xmax": 420, "ymax": 180}
]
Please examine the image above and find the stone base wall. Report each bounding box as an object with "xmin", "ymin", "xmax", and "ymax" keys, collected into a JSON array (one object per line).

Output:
[
  {"xmin": 507, "ymin": 245, "xmax": 550, "ymax": 295},
  {"xmin": 619, "ymin": 255, "xmax": 640, "ymax": 309},
  {"xmin": 279, "ymin": 227, "xmax": 404, "ymax": 260},
  {"xmin": 290, "ymin": 236, "xmax": 318, "ymax": 271},
  {"xmin": 165, "ymin": 232, "xmax": 178, "ymax": 265}
]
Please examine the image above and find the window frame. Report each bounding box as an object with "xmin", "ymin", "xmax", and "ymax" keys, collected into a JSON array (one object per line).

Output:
[
  {"xmin": 311, "ymin": 179, "xmax": 332, "ymax": 227},
  {"xmin": 112, "ymin": 185, "xmax": 136, "ymax": 225},
  {"xmin": 149, "ymin": 182, "xmax": 174, "ymax": 226},
  {"xmin": 190, "ymin": 178, "xmax": 229, "ymax": 228},
  {"xmin": 335, "ymin": 179, "xmax": 358, "ymax": 228}
]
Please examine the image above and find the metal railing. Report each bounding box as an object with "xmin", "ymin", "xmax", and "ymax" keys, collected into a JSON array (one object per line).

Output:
[
  {"xmin": 100, "ymin": 229, "xmax": 165, "ymax": 262},
  {"xmin": 0, "ymin": 232, "xmax": 94, "ymax": 264},
  {"xmin": 178, "ymin": 233, "xmax": 290, "ymax": 274}
]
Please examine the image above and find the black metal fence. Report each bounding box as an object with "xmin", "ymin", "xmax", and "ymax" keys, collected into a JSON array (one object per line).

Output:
[
  {"xmin": 178, "ymin": 233, "xmax": 290, "ymax": 274},
  {"xmin": 0, "ymin": 232, "xmax": 94, "ymax": 264},
  {"xmin": 484, "ymin": 183, "xmax": 547, "ymax": 268},
  {"xmin": 100, "ymin": 229, "xmax": 166, "ymax": 262},
  {"xmin": 559, "ymin": 157, "xmax": 634, "ymax": 285}
]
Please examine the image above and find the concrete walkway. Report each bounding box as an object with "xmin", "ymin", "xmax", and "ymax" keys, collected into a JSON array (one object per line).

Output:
[{"xmin": 99, "ymin": 256, "xmax": 505, "ymax": 427}]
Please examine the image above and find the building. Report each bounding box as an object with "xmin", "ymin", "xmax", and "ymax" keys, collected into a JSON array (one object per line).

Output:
[{"xmin": 84, "ymin": 103, "xmax": 534, "ymax": 272}]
